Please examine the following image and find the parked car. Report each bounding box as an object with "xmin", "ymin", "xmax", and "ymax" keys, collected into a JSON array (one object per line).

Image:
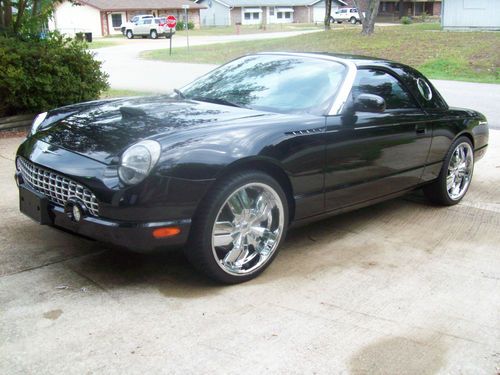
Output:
[
  {"xmin": 120, "ymin": 14, "xmax": 154, "ymax": 35},
  {"xmin": 331, "ymin": 7, "xmax": 364, "ymax": 24},
  {"xmin": 16, "ymin": 53, "xmax": 489, "ymax": 283},
  {"xmin": 125, "ymin": 18, "xmax": 173, "ymax": 39}
]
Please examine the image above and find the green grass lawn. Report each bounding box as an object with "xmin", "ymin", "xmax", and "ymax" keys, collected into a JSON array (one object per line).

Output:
[
  {"xmin": 87, "ymin": 39, "xmax": 125, "ymax": 49},
  {"xmin": 175, "ymin": 23, "xmax": 321, "ymax": 36},
  {"xmin": 142, "ymin": 23, "xmax": 500, "ymax": 83}
]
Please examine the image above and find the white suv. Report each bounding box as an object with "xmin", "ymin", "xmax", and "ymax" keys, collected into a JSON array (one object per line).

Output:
[
  {"xmin": 125, "ymin": 18, "xmax": 173, "ymax": 39},
  {"xmin": 120, "ymin": 15, "xmax": 154, "ymax": 35},
  {"xmin": 331, "ymin": 8, "xmax": 363, "ymax": 24}
]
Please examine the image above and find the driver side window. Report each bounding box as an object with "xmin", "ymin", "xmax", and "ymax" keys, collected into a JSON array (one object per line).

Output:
[{"xmin": 352, "ymin": 69, "xmax": 417, "ymax": 110}]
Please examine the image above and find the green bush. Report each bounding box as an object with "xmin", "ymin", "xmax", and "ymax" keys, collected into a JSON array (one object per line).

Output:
[
  {"xmin": 401, "ymin": 16, "xmax": 412, "ymax": 25},
  {"xmin": 0, "ymin": 33, "xmax": 109, "ymax": 117},
  {"xmin": 176, "ymin": 21, "xmax": 195, "ymax": 31}
]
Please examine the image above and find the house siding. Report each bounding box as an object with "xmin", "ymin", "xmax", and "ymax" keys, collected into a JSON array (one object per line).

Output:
[
  {"xmin": 200, "ymin": 0, "xmax": 231, "ymax": 26},
  {"xmin": 49, "ymin": 2, "xmax": 103, "ymax": 37},
  {"xmin": 442, "ymin": 0, "xmax": 500, "ymax": 29},
  {"xmin": 231, "ymin": 7, "xmax": 242, "ymax": 24},
  {"xmin": 293, "ymin": 6, "xmax": 310, "ymax": 23}
]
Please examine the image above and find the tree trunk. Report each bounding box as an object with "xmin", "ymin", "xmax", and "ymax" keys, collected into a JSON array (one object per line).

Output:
[
  {"xmin": 13, "ymin": 0, "xmax": 26, "ymax": 33},
  {"xmin": 324, "ymin": 0, "xmax": 332, "ymax": 30},
  {"xmin": 0, "ymin": 1, "xmax": 4, "ymax": 29},
  {"xmin": 3, "ymin": 0, "xmax": 12, "ymax": 29},
  {"xmin": 354, "ymin": 0, "xmax": 381, "ymax": 35},
  {"xmin": 32, "ymin": 0, "xmax": 40, "ymax": 16}
]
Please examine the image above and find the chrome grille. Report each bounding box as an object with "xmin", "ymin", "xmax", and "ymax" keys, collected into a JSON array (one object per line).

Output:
[{"xmin": 18, "ymin": 157, "xmax": 99, "ymax": 216}]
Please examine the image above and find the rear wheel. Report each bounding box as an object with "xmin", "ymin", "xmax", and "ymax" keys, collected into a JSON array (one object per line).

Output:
[
  {"xmin": 150, "ymin": 29, "xmax": 158, "ymax": 39},
  {"xmin": 350, "ymin": 17, "xmax": 357, "ymax": 24},
  {"xmin": 185, "ymin": 171, "xmax": 289, "ymax": 284},
  {"xmin": 126, "ymin": 30, "xmax": 133, "ymax": 39},
  {"xmin": 423, "ymin": 136, "xmax": 474, "ymax": 206}
]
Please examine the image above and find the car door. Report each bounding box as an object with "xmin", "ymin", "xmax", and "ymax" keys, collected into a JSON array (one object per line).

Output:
[
  {"xmin": 136, "ymin": 19, "xmax": 150, "ymax": 35},
  {"xmin": 324, "ymin": 67, "xmax": 432, "ymax": 211}
]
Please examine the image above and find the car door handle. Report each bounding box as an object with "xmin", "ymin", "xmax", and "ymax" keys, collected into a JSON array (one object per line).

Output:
[{"xmin": 415, "ymin": 124, "xmax": 426, "ymax": 135}]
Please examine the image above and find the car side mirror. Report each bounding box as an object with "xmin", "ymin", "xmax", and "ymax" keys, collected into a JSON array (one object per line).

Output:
[{"xmin": 354, "ymin": 94, "xmax": 386, "ymax": 113}]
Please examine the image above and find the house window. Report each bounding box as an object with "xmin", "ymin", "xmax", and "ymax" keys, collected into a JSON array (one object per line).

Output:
[
  {"xmin": 111, "ymin": 14, "xmax": 123, "ymax": 28},
  {"xmin": 277, "ymin": 12, "xmax": 291, "ymax": 19},
  {"xmin": 270, "ymin": 7, "xmax": 275, "ymax": 16},
  {"xmin": 243, "ymin": 10, "xmax": 261, "ymax": 21}
]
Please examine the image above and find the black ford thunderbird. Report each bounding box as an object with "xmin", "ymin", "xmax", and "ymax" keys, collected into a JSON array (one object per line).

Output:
[{"xmin": 16, "ymin": 53, "xmax": 489, "ymax": 283}]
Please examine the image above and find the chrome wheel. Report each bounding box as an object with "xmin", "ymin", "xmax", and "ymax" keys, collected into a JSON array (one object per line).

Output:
[
  {"xmin": 211, "ymin": 183, "xmax": 284, "ymax": 276},
  {"xmin": 446, "ymin": 142, "xmax": 473, "ymax": 200}
]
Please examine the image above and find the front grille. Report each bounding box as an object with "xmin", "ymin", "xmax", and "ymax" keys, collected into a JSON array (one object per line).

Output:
[{"xmin": 17, "ymin": 157, "xmax": 99, "ymax": 217}]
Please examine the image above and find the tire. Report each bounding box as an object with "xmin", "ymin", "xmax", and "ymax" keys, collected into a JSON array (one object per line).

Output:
[
  {"xmin": 150, "ymin": 29, "xmax": 158, "ymax": 39},
  {"xmin": 185, "ymin": 170, "xmax": 289, "ymax": 284},
  {"xmin": 423, "ymin": 136, "xmax": 474, "ymax": 206},
  {"xmin": 126, "ymin": 30, "xmax": 133, "ymax": 39},
  {"xmin": 337, "ymin": 21, "xmax": 342, "ymax": 24},
  {"xmin": 350, "ymin": 17, "xmax": 357, "ymax": 24}
]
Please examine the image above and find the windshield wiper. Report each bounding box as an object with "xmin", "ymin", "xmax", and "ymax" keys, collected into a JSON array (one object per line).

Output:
[
  {"xmin": 191, "ymin": 96, "xmax": 242, "ymax": 108},
  {"xmin": 174, "ymin": 88, "xmax": 185, "ymax": 99}
]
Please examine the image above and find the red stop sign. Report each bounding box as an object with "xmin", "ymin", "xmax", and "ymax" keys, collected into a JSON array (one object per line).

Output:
[{"xmin": 166, "ymin": 15, "xmax": 177, "ymax": 29}]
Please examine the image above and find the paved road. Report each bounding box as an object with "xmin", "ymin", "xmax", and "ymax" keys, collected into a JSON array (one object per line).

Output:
[
  {"xmin": 94, "ymin": 30, "xmax": 319, "ymax": 94},
  {"xmin": 94, "ymin": 34, "xmax": 500, "ymax": 130},
  {"xmin": 1, "ymin": 131, "xmax": 499, "ymax": 373}
]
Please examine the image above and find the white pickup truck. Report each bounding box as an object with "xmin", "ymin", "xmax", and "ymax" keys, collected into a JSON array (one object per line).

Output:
[
  {"xmin": 120, "ymin": 14, "xmax": 154, "ymax": 35},
  {"xmin": 331, "ymin": 8, "xmax": 364, "ymax": 24}
]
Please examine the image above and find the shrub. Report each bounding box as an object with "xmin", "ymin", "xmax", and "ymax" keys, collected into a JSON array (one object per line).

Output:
[
  {"xmin": 176, "ymin": 21, "xmax": 195, "ymax": 31},
  {"xmin": 401, "ymin": 16, "xmax": 412, "ymax": 25},
  {"xmin": 0, "ymin": 33, "xmax": 109, "ymax": 117}
]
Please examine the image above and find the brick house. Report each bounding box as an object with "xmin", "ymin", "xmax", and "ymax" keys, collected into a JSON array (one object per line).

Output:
[
  {"xmin": 48, "ymin": 0, "xmax": 205, "ymax": 37},
  {"xmin": 195, "ymin": 0, "xmax": 348, "ymax": 26},
  {"xmin": 342, "ymin": 0, "xmax": 442, "ymax": 17}
]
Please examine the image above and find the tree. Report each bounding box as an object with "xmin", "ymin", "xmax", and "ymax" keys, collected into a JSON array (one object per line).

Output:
[
  {"xmin": 324, "ymin": 0, "xmax": 333, "ymax": 30},
  {"xmin": 0, "ymin": 0, "xmax": 66, "ymax": 35},
  {"xmin": 354, "ymin": 0, "xmax": 381, "ymax": 35}
]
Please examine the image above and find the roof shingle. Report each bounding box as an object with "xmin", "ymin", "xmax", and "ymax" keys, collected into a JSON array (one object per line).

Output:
[{"xmin": 80, "ymin": 0, "xmax": 205, "ymax": 10}]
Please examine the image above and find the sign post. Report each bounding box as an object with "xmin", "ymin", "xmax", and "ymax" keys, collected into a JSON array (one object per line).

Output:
[
  {"xmin": 182, "ymin": 4, "xmax": 190, "ymax": 53},
  {"xmin": 166, "ymin": 15, "xmax": 177, "ymax": 56}
]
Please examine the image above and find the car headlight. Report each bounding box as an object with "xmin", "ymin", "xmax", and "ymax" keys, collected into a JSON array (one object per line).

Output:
[
  {"xmin": 30, "ymin": 112, "xmax": 48, "ymax": 135},
  {"xmin": 118, "ymin": 140, "xmax": 161, "ymax": 185}
]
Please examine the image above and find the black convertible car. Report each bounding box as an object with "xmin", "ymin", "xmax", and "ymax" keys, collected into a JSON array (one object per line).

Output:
[{"xmin": 16, "ymin": 53, "xmax": 488, "ymax": 283}]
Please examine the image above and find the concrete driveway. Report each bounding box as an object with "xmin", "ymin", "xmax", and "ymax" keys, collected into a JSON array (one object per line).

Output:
[
  {"xmin": 1, "ymin": 125, "xmax": 499, "ymax": 372},
  {"xmin": 94, "ymin": 36, "xmax": 500, "ymax": 130}
]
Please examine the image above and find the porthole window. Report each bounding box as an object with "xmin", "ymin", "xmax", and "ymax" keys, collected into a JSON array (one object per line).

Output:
[{"xmin": 417, "ymin": 78, "xmax": 433, "ymax": 101}]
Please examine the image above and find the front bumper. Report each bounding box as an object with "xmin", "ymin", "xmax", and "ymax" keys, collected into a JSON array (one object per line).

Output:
[{"xmin": 18, "ymin": 182, "xmax": 191, "ymax": 252}]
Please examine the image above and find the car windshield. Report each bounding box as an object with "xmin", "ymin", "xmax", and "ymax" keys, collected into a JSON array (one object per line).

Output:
[{"xmin": 181, "ymin": 55, "xmax": 346, "ymax": 115}]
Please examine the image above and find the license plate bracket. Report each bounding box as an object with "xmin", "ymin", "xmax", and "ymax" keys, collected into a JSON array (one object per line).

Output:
[{"xmin": 19, "ymin": 185, "xmax": 52, "ymax": 225}]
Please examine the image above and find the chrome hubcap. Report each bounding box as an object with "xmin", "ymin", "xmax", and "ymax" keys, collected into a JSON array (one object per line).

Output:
[
  {"xmin": 212, "ymin": 183, "xmax": 284, "ymax": 276},
  {"xmin": 447, "ymin": 142, "xmax": 473, "ymax": 200}
]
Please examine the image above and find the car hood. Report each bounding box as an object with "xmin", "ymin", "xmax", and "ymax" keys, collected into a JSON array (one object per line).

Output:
[{"xmin": 33, "ymin": 96, "xmax": 278, "ymax": 165}]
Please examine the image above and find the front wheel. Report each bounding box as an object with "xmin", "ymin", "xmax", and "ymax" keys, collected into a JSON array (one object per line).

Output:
[
  {"xmin": 350, "ymin": 17, "xmax": 357, "ymax": 24},
  {"xmin": 185, "ymin": 171, "xmax": 289, "ymax": 283},
  {"xmin": 126, "ymin": 30, "xmax": 133, "ymax": 39},
  {"xmin": 423, "ymin": 136, "xmax": 474, "ymax": 205},
  {"xmin": 150, "ymin": 29, "xmax": 158, "ymax": 39}
]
